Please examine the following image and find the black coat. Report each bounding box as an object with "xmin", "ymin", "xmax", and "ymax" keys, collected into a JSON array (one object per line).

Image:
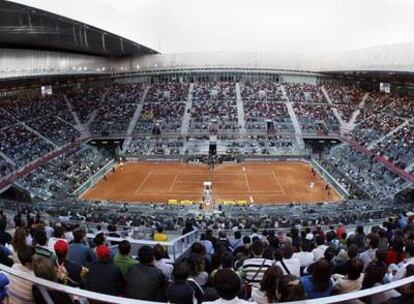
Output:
[{"xmin": 85, "ymin": 260, "xmax": 123, "ymax": 296}]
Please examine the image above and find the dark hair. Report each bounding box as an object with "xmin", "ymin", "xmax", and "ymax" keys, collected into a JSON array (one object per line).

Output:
[
  {"xmin": 73, "ymin": 229, "xmax": 85, "ymax": 243},
  {"xmin": 283, "ymin": 245, "xmax": 293, "ymax": 259},
  {"xmin": 311, "ymin": 259, "xmax": 332, "ymax": 292},
  {"xmin": 260, "ymin": 266, "xmax": 284, "ymax": 303},
  {"xmin": 93, "ymin": 233, "xmax": 105, "ymax": 246},
  {"xmin": 324, "ymin": 246, "xmax": 337, "ymax": 262},
  {"xmin": 33, "ymin": 229, "xmax": 47, "ymax": 246},
  {"xmin": 347, "ymin": 244, "xmax": 359, "ymax": 259},
  {"xmin": 405, "ymin": 242, "xmax": 414, "ymax": 257},
  {"xmin": 138, "ymin": 245, "xmax": 154, "ymax": 264},
  {"xmin": 220, "ymin": 251, "xmax": 234, "ymax": 269},
  {"xmin": 280, "ymin": 275, "xmax": 306, "ymax": 302},
  {"xmin": 242, "ymin": 236, "xmax": 251, "ymax": 245},
  {"xmin": 18, "ymin": 245, "xmax": 35, "ymax": 266},
  {"xmin": 367, "ymin": 233, "xmax": 379, "ymax": 249},
  {"xmin": 251, "ymin": 240, "xmax": 263, "ymax": 256},
  {"xmin": 234, "ymin": 231, "xmax": 241, "ymax": 239},
  {"xmin": 191, "ymin": 242, "xmax": 206, "ymax": 255},
  {"xmin": 214, "ymin": 269, "xmax": 241, "ymax": 300},
  {"xmin": 315, "ymin": 235, "xmax": 325, "ymax": 246},
  {"xmin": 153, "ymin": 244, "xmax": 166, "ymax": 261},
  {"xmin": 172, "ymin": 262, "xmax": 190, "ymax": 284},
  {"xmin": 187, "ymin": 253, "xmax": 205, "ymax": 275},
  {"xmin": 376, "ymin": 249, "xmax": 387, "ymax": 262},
  {"xmin": 53, "ymin": 226, "xmax": 65, "ymax": 238},
  {"xmin": 347, "ymin": 258, "xmax": 363, "ymax": 280},
  {"xmin": 118, "ymin": 240, "xmax": 131, "ymax": 256},
  {"xmin": 156, "ymin": 226, "xmax": 164, "ymax": 233},
  {"xmin": 356, "ymin": 226, "xmax": 364, "ymax": 234},
  {"xmin": 12, "ymin": 227, "xmax": 27, "ymax": 253}
]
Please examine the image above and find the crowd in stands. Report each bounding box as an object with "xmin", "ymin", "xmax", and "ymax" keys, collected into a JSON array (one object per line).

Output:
[
  {"xmin": 125, "ymin": 137, "xmax": 185, "ymax": 155},
  {"xmin": 91, "ymin": 84, "xmax": 144, "ymax": 136},
  {"xmin": 136, "ymin": 82, "xmax": 188, "ymax": 134},
  {"xmin": 18, "ymin": 144, "xmax": 111, "ymax": 201},
  {"xmin": 352, "ymin": 114, "xmax": 405, "ymax": 147},
  {"xmin": 0, "ymin": 124, "xmax": 54, "ymax": 168},
  {"xmin": 323, "ymin": 144, "xmax": 410, "ymax": 202},
  {"xmin": 240, "ymin": 81, "xmax": 286, "ymax": 102},
  {"xmin": 285, "ymin": 83, "xmax": 326, "ymax": 103},
  {"xmin": 373, "ymin": 123, "xmax": 414, "ymax": 170},
  {"xmin": 190, "ymin": 82, "xmax": 238, "ymax": 132},
  {"xmin": 1, "ymin": 208, "xmax": 414, "ymax": 304},
  {"xmin": 293, "ymin": 103, "xmax": 339, "ymax": 134},
  {"xmin": 0, "ymin": 160, "xmax": 15, "ymax": 179},
  {"xmin": 66, "ymin": 88, "xmax": 106, "ymax": 124},
  {"xmin": 244, "ymin": 101, "xmax": 293, "ymax": 132}
]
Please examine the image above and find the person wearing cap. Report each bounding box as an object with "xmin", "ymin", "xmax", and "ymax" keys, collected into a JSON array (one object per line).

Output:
[
  {"xmin": 85, "ymin": 245, "xmax": 123, "ymax": 296},
  {"xmin": 54, "ymin": 239, "xmax": 84, "ymax": 287},
  {"xmin": 126, "ymin": 245, "xmax": 168, "ymax": 301}
]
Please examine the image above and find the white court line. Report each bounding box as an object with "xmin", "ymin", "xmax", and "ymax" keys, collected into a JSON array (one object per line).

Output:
[
  {"xmin": 249, "ymin": 196, "xmax": 254, "ymax": 203},
  {"xmin": 134, "ymin": 170, "xmax": 153, "ymax": 194},
  {"xmin": 243, "ymin": 173, "xmax": 252, "ymax": 192},
  {"xmin": 169, "ymin": 174, "xmax": 178, "ymax": 192},
  {"xmin": 271, "ymin": 170, "xmax": 287, "ymax": 196}
]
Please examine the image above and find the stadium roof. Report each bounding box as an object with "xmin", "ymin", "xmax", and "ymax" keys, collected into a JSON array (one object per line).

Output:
[{"xmin": 0, "ymin": 1, "xmax": 158, "ymax": 57}]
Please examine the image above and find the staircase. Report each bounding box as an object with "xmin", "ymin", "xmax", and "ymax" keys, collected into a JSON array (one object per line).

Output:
[
  {"xmin": 282, "ymin": 87, "xmax": 304, "ymax": 147},
  {"xmin": 87, "ymin": 88, "xmax": 109, "ymax": 126},
  {"xmin": 64, "ymin": 94, "xmax": 84, "ymax": 132},
  {"xmin": 0, "ymin": 152, "xmax": 16, "ymax": 167},
  {"xmin": 343, "ymin": 93, "xmax": 369, "ymax": 133},
  {"xmin": 181, "ymin": 83, "xmax": 194, "ymax": 136},
  {"xmin": 122, "ymin": 85, "xmax": 150, "ymax": 152},
  {"xmin": 367, "ymin": 119, "xmax": 410, "ymax": 149},
  {"xmin": 321, "ymin": 86, "xmax": 345, "ymax": 129},
  {"xmin": 235, "ymin": 83, "xmax": 246, "ymax": 137},
  {"xmin": 21, "ymin": 122, "xmax": 59, "ymax": 149}
]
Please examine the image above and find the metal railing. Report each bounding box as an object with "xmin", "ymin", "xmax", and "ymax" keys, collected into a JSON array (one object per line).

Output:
[{"xmin": 1, "ymin": 261, "xmax": 414, "ymax": 304}]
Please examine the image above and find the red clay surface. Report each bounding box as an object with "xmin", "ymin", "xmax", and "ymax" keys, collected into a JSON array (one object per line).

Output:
[{"xmin": 81, "ymin": 161, "xmax": 341, "ymax": 204}]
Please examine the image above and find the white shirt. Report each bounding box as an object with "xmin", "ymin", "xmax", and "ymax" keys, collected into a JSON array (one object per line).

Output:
[
  {"xmin": 312, "ymin": 244, "xmax": 328, "ymax": 262},
  {"xmin": 292, "ymin": 251, "xmax": 314, "ymax": 268},
  {"xmin": 392, "ymin": 257, "xmax": 414, "ymax": 281},
  {"xmin": 274, "ymin": 257, "xmax": 300, "ymax": 277},
  {"xmin": 204, "ymin": 297, "xmax": 251, "ymax": 304},
  {"xmin": 154, "ymin": 258, "xmax": 173, "ymax": 280}
]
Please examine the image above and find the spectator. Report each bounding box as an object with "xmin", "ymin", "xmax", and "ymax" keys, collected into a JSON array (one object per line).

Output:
[
  {"xmin": 0, "ymin": 220, "xmax": 12, "ymax": 246},
  {"xmin": 362, "ymin": 249, "xmax": 387, "ymax": 289},
  {"xmin": 126, "ymin": 245, "xmax": 168, "ymax": 301},
  {"xmin": 114, "ymin": 240, "xmax": 138, "ymax": 277},
  {"xmin": 54, "ymin": 240, "xmax": 83, "ymax": 287},
  {"xmin": 11, "ymin": 227, "xmax": 27, "ymax": 264},
  {"xmin": 391, "ymin": 242, "xmax": 414, "ymax": 281},
  {"xmin": 334, "ymin": 258, "xmax": 364, "ymax": 294},
  {"xmin": 85, "ymin": 245, "xmax": 123, "ymax": 296},
  {"xmin": 205, "ymin": 269, "xmax": 249, "ymax": 304},
  {"xmin": 312, "ymin": 235, "xmax": 328, "ymax": 262},
  {"xmin": 300, "ymin": 259, "xmax": 334, "ymax": 299},
  {"xmin": 251, "ymin": 266, "xmax": 284, "ymax": 304},
  {"xmin": 239, "ymin": 240, "xmax": 273, "ymax": 290},
  {"xmin": 153, "ymin": 243, "xmax": 173, "ymax": 280},
  {"xmin": 68, "ymin": 229, "xmax": 92, "ymax": 267},
  {"xmin": 167, "ymin": 262, "xmax": 204, "ymax": 304},
  {"xmin": 32, "ymin": 257, "xmax": 73, "ymax": 304},
  {"xmin": 359, "ymin": 233, "xmax": 379, "ymax": 271},
  {"xmin": 33, "ymin": 228, "xmax": 55, "ymax": 262},
  {"xmin": 0, "ymin": 272, "xmax": 9, "ymax": 303},
  {"xmin": 274, "ymin": 245, "xmax": 300, "ymax": 277},
  {"xmin": 8, "ymin": 245, "xmax": 35, "ymax": 304},
  {"xmin": 154, "ymin": 226, "xmax": 168, "ymax": 242}
]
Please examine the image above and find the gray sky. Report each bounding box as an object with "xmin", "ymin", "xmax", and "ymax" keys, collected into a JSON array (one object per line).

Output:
[{"xmin": 13, "ymin": 0, "xmax": 414, "ymax": 54}]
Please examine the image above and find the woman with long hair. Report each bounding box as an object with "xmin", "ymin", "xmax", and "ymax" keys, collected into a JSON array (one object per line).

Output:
[
  {"xmin": 11, "ymin": 227, "xmax": 28, "ymax": 263},
  {"xmin": 252, "ymin": 266, "xmax": 284, "ymax": 303}
]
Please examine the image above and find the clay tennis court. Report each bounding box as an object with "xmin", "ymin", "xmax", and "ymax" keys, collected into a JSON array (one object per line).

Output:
[{"xmin": 81, "ymin": 161, "xmax": 341, "ymax": 205}]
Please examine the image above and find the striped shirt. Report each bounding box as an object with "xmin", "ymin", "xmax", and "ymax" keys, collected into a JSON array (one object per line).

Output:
[
  {"xmin": 7, "ymin": 264, "xmax": 35, "ymax": 304},
  {"xmin": 240, "ymin": 258, "xmax": 273, "ymax": 287}
]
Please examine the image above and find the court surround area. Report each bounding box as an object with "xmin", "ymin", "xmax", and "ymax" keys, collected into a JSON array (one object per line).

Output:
[{"xmin": 81, "ymin": 161, "xmax": 341, "ymax": 205}]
